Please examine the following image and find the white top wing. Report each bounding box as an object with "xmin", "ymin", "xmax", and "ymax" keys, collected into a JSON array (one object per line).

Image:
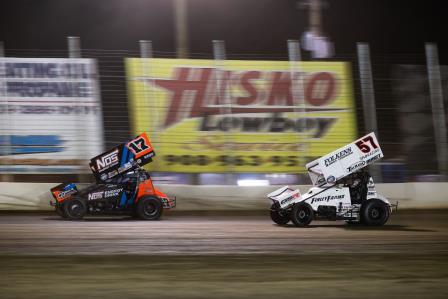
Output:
[{"xmin": 306, "ymin": 132, "xmax": 383, "ymax": 185}]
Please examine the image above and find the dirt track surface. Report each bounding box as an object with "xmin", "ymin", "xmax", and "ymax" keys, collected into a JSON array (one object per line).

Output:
[
  {"xmin": 0, "ymin": 211, "xmax": 447, "ymax": 255},
  {"xmin": 0, "ymin": 211, "xmax": 447, "ymax": 299}
]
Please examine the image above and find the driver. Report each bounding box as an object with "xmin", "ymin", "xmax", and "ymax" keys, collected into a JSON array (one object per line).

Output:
[{"xmin": 341, "ymin": 168, "xmax": 371, "ymax": 204}]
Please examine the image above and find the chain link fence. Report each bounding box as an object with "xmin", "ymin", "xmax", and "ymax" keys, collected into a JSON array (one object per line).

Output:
[{"xmin": 1, "ymin": 40, "xmax": 447, "ymax": 184}]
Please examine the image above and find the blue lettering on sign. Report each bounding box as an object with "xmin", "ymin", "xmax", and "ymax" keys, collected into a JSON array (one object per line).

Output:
[
  {"xmin": 6, "ymin": 82, "xmax": 89, "ymax": 97},
  {"xmin": 0, "ymin": 135, "xmax": 64, "ymax": 156}
]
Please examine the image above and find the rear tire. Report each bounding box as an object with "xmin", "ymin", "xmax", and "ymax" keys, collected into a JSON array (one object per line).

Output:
[
  {"xmin": 136, "ymin": 196, "xmax": 163, "ymax": 220},
  {"xmin": 361, "ymin": 199, "xmax": 390, "ymax": 226},
  {"xmin": 290, "ymin": 202, "xmax": 314, "ymax": 227},
  {"xmin": 64, "ymin": 198, "xmax": 86, "ymax": 220},
  {"xmin": 270, "ymin": 205, "xmax": 290, "ymax": 225}
]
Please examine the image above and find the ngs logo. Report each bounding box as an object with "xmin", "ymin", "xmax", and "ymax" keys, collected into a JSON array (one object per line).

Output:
[{"xmin": 96, "ymin": 149, "xmax": 119, "ymax": 171}]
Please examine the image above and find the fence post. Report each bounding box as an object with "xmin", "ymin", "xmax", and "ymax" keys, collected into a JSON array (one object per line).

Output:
[
  {"xmin": 357, "ymin": 43, "xmax": 382, "ymax": 182},
  {"xmin": 139, "ymin": 40, "xmax": 158, "ymax": 176},
  {"xmin": 213, "ymin": 40, "xmax": 234, "ymax": 185},
  {"xmin": 287, "ymin": 40, "xmax": 305, "ymax": 183},
  {"xmin": 140, "ymin": 40, "xmax": 153, "ymax": 58},
  {"xmin": 67, "ymin": 36, "xmax": 81, "ymax": 58},
  {"xmin": 425, "ymin": 43, "xmax": 448, "ymax": 177},
  {"xmin": 0, "ymin": 41, "xmax": 11, "ymax": 182},
  {"xmin": 67, "ymin": 36, "xmax": 85, "ymax": 182},
  {"xmin": 175, "ymin": 0, "xmax": 188, "ymax": 58}
]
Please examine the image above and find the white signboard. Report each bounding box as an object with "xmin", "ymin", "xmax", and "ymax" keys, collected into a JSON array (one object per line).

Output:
[
  {"xmin": 0, "ymin": 58, "xmax": 104, "ymax": 173},
  {"xmin": 306, "ymin": 132, "xmax": 383, "ymax": 185}
]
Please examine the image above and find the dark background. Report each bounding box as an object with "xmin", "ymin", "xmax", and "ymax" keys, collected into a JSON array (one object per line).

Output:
[{"xmin": 1, "ymin": 0, "xmax": 446, "ymax": 58}]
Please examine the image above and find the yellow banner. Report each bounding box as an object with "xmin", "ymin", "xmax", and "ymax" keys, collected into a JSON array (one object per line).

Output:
[{"xmin": 126, "ymin": 58, "xmax": 356, "ymax": 173}]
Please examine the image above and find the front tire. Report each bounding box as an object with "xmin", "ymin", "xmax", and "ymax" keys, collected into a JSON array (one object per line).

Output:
[
  {"xmin": 136, "ymin": 196, "xmax": 163, "ymax": 220},
  {"xmin": 270, "ymin": 205, "xmax": 290, "ymax": 225},
  {"xmin": 361, "ymin": 199, "xmax": 390, "ymax": 226},
  {"xmin": 63, "ymin": 198, "xmax": 86, "ymax": 220},
  {"xmin": 290, "ymin": 202, "xmax": 314, "ymax": 227},
  {"xmin": 56, "ymin": 203, "xmax": 67, "ymax": 218}
]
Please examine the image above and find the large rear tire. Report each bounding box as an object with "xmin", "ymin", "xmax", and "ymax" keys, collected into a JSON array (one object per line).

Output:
[
  {"xmin": 290, "ymin": 202, "xmax": 314, "ymax": 227},
  {"xmin": 136, "ymin": 196, "xmax": 163, "ymax": 220},
  {"xmin": 270, "ymin": 205, "xmax": 290, "ymax": 225},
  {"xmin": 63, "ymin": 198, "xmax": 86, "ymax": 220},
  {"xmin": 361, "ymin": 199, "xmax": 390, "ymax": 226}
]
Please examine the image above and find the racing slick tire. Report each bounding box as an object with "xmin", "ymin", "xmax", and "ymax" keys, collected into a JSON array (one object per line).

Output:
[
  {"xmin": 270, "ymin": 205, "xmax": 290, "ymax": 225},
  {"xmin": 361, "ymin": 199, "xmax": 390, "ymax": 226},
  {"xmin": 290, "ymin": 202, "xmax": 314, "ymax": 227},
  {"xmin": 56, "ymin": 203, "xmax": 68, "ymax": 219},
  {"xmin": 136, "ymin": 196, "xmax": 163, "ymax": 220},
  {"xmin": 63, "ymin": 197, "xmax": 87, "ymax": 220}
]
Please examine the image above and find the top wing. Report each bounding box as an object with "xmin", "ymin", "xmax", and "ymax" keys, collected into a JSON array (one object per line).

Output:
[
  {"xmin": 89, "ymin": 132, "xmax": 155, "ymax": 182},
  {"xmin": 306, "ymin": 132, "xmax": 383, "ymax": 186}
]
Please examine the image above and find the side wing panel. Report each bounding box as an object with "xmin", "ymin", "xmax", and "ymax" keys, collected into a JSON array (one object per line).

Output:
[
  {"xmin": 89, "ymin": 132, "xmax": 155, "ymax": 182},
  {"xmin": 306, "ymin": 132, "xmax": 383, "ymax": 185}
]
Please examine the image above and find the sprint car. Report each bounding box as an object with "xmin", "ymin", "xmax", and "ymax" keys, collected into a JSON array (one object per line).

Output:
[
  {"xmin": 267, "ymin": 132, "xmax": 397, "ymax": 227},
  {"xmin": 50, "ymin": 132, "xmax": 176, "ymax": 220}
]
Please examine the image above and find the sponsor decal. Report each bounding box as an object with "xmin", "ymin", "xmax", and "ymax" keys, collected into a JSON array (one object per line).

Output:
[
  {"xmin": 107, "ymin": 170, "xmax": 118, "ymax": 179},
  {"xmin": 118, "ymin": 162, "xmax": 133, "ymax": 174},
  {"xmin": 96, "ymin": 149, "xmax": 119, "ymax": 172},
  {"xmin": 360, "ymin": 148, "xmax": 381, "ymax": 160},
  {"xmin": 105, "ymin": 188, "xmax": 123, "ymax": 198},
  {"xmin": 56, "ymin": 188, "xmax": 77, "ymax": 199},
  {"xmin": 88, "ymin": 191, "xmax": 104, "ymax": 200},
  {"xmin": 280, "ymin": 197, "xmax": 294, "ymax": 205},
  {"xmin": 311, "ymin": 194, "xmax": 344, "ymax": 204},
  {"xmin": 365, "ymin": 153, "xmax": 381, "ymax": 164},
  {"xmin": 280, "ymin": 192, "xmax": 300, "ymax": 206},
  {"xmin": 317, "ymin": 177, "xmax": 326, "ymax": 185},
  {"xmin": 324, "ymin": 147, "xmax": 352, "ymax": 167},
  {"xmin": 347, "ymin": 161, "xmax": 366, "ymax": 173}
]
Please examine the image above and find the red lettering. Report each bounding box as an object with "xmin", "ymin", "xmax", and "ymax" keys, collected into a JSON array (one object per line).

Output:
[
  {"xmin": 305, "ymin": 72, "xmax": 336, "ymax": 106},
  {"xmin": 154, "ymin": 68, "xmax": 214, "ymax": 127},
  {"xmin": 267, "ymin": 72, "xmax": 294, "ymax": 106},
  {"xmin": 236, "ymin": 71, "xmax": 261, "ymax": 105}
]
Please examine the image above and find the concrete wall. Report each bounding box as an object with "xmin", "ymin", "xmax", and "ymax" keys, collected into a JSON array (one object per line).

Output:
[{"xmin": 1, "ymin": 182, "xmax": 448, "ymax": 211}]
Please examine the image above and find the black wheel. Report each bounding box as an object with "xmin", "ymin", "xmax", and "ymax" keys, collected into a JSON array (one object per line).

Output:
[
  {"xmin": 290, "ymin": 202, "xmax": 314, "ymax": 227},
  {"xmin": 136, "ymin": 196, "xmax": 163, "ymax": 220},
  {"xmin": 270, "ymin": 205, "xmax": 290, "ymax": 225},
  {"xmin": 361, "ymin": 199, "xmax": 390, "ymax": 226},
  {"xmin": 63, "ymin": 198, "xmax": 86, "ymax": 220},
  {"xmin": 55, "ymin": 203, "xmax": 67, "ymax": 218}
]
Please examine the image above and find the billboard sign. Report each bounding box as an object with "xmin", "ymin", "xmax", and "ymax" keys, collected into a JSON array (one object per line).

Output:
[
  {"xmin": 126, "ymin": 58, "xmax": 356, "ymax": 173},
  {"xmin": 0, "ymin": 58, "xmax": 104, "ymax": 173}
]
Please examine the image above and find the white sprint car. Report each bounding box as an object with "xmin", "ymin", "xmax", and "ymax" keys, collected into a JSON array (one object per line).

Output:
[{"xmin": 267, "ymin": 132, "xmax": 397, "ymax": 227}]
